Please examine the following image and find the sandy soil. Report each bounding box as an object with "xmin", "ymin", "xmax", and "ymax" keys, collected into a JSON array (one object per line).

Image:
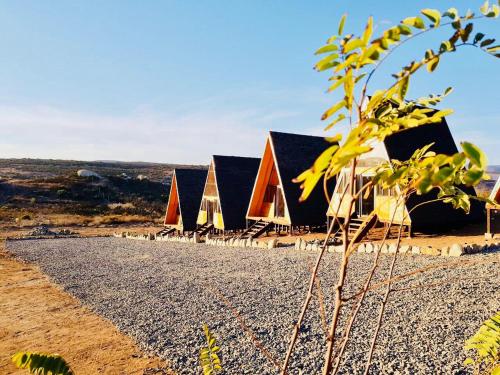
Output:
[
  {"xmin": 0, "ymin": 240, "xmax": 173, "ymax": 375},
  {"xmin": 258, "ymin": 222, "xmax": 499, "ymax": 248}
]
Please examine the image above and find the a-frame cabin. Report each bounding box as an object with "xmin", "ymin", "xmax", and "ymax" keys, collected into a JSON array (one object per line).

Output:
[
  {"xmin": 163, "ymin": 168, "xmax": 208, "ymax": 233},
  {"xmin": 328, "ymin": 118, "xmax": 483, "ymax": 237},
  {"xmin": 246, "ymin": 131, "xmax": 336, "ymax": 233},
  {"xmin": 196, "ymin": 155, "xmax": 260, "ymax": 233}
]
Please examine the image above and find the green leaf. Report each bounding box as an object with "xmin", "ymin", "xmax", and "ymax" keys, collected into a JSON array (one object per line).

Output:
[
  {"xmin": 324, "ymin": 133, "xmax": 343, "ymax": 142},
  {"xmin": 343, "ymin": 38, "xmax": 364, "ymax": 53},
  {"xmin": 324, "ymin": 114, "xmax": 346, "ymax": 131},
  {"xmin": 343, "ymin": 68, "xmax": 354, "ymax": 107},
  {"xmin": 327, "ymin": 76, "xmax": 345, "ymax": 92},
  {"xmin": 358, "ymin": 45, "xmax": 379, "ymax": 66},
  {"xmin": 480, "ymin": 1, "xmax": 490, "ymax": 15},
  {"xmin": 473, "ymin": 32, "xmax": 485, "ymax": 44},
  {"xmin": 362, "ymin": 16, "xmax": 373, "ymax": 44},
  {"xmin": 461, "ymin": 142, "xmax": 487, "ymax": 168},
  {"xmin": 461, "ymin": 23, "xmax": 473, "ymax": 42},
  {"xmin": 398, "ymin": 75, "xmax": 409, "ymax": 100},
  {"xmin": 12, "ymin": 352, "xmax": 73, "ymax": 375},
  {"xmin": 431, "ymin": 108, "xmax": 453, "ymax": 119},
  {"xmin": 426, "ymin": 56, "xmax": 440, "ymax": 72},
  {"xmin": 315, "ymin": 44, "xmax": 339, "ymax": 55},
  {"xmin": 463, "ymin": 168, "xmax": 484, "ymax": 185},
  {"xmin": 416, "ymin": 176, "xmax": 433, "ymax": 194},
  {"xmin": 314, "ymin": 145, "xmax": 339, "ymax": 171},
  {"xmin": 421, "ymin": 8, "xmax": 441, "ymax": 27},
  {"xmin": 338, "ymin": 14, "xmax": 347, "ymax": 35},
  {"xmin": 398, "ymin": 24, "xmax": 413, "ymax": 35},
  {"xmin": 439, "ymin": 40, "xmax": 454, "ymax": 52},
  {"xmin": 463, "ymin": 357, "xmax": 474, "ymax": 366},
  {"xmin": 321, "ymin": 100, "xmax": 346, "ymax": 121},
  {"xmin": 402, "ymin": 16, "xmax": 426, "ymax": 29},
  {"xmin": 326, "ymin": 35, "xmax": 338, "ymax": 44},
  {"xmin": 297, "ymin": 169, "xmax": 323, "ymax": 201},
  {"xmin": 334, "ymin": 53, "xmax": 359, "ymax": 72},
  {"xmin": 486, "ymin": 45, "xmax": 500, "ymax": 52},
  {"xmin": 443, "ymin": 8, "xmax": 459, "ymax": 20},
  {"xmin": 316, "ymin": 61, "xmax": 339, "ymax": 72},
  {"xmin": 433, "ymin": 167, "xmax": 454, "ymax": 184},
  {"xmin": 480, "ymin": 38, "xmax": 496, "ymax": 47},
  {"xmin": 384, "ymin": 27, "xmax": 401, "ymax": 42},
  {"xmin": 355, "ymin": 72, "xmax": 367, "ymax": 83},
  {"xmin": 487, "ymin": 4, "xmax": 500, "ymax": 17},
  {"xmin": 315, "ymin": 53, "xmax": 340, "ymax": 71},
  {"xmin": 199, "ymin": 324, "xmax": 223, "ymax": 375}
]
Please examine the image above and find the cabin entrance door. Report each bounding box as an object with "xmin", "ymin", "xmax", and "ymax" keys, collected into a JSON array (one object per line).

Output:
[
  {"xmin": 206, "ymin": 200, "xmax": 214, "ymax": 224},
  {"xmin": 355, "ymin": 175, "xmax": 374, "ymax": 217},
  {"xmin": 274, "ymin": 186, "xmax": 285, "ymax": 218},
  {"xmin": 264, "ymin": 184, "xmax": 285, "ymax": 218}
]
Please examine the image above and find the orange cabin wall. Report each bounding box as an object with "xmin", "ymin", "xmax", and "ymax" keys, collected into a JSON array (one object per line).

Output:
[
  {"xmin": 247, "ymin": 140, "xmax": 274, "ymax": 217},
  {"xmin": 247, "ymin": 140, "xmax": 289, "ymax": 223},
  {"xmin": 164, "ymin": 174, "xmax": 181, "ymax": 226}
]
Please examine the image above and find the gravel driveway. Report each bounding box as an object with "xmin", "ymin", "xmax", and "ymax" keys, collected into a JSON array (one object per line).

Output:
[{"xmin": 6, "ymin": 237, "xmax": 500, "ymax": 374}]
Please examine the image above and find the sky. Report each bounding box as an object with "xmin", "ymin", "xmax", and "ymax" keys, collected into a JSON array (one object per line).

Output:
[{"xmin": 0, "ymin": 0, "xmax": 498, "ymax": 164}]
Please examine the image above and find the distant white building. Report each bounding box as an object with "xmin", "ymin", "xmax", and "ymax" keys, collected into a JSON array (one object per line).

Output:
[{"xmin": 76, "ymin": 169, "xmax": 102, "ymax": 179}]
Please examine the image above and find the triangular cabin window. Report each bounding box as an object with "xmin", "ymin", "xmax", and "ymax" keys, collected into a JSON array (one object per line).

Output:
[
  {"xmin": 198, "ymin": 161, "xmax": 223, "ymax": 228},
  {"xmin": 204, "ymin": 163, "xmax": 217, "ymax": 198},
  {"xmin": 164, "ymin": 174, "xmax": 180, "ymax": 226},
  {"xmin": 247, "ymin": 140, "xmax": 287, "ymax": 220}
]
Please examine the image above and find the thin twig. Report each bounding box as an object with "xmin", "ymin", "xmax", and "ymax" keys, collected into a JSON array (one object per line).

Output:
[
  {"xmin": 313, "ymin": 267, "xmax": 329, "ymax": 337},
  {"xmin": 345, "ymin": 256, "xmax": 500, "ymax": 301},
  {"xmin": 390, "ymin": 275, "xmax": 491, "ymax": 294},
  {"xmin": 322, "ymin": 159, "xmax": 357, "ymax": 375},
  {"xmin": 364, "ymin": 216, "xmax": 405, "ymax": 374},
  {"xmin": 280, "ymin": 182, "xmax": 350, "ymax": 374},
  {"xmin": 359, "ymin": 15, "xmax": 485, "ymax": 109},
  {"xmin": 306, "ymin": 258, "xmax": 328, "ymax": 337},
  {"xmin": 331, "ymin": 194, "xmax": 402, "ymax": 374},
  {"xmin": 209, "ymin": 287, "xmax": 281, "ymax": 370}
]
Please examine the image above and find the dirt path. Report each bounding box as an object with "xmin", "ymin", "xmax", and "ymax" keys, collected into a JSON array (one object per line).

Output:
[{"xmin": 0, "ymin": 243, "xmax": 173, "ymax": 375}]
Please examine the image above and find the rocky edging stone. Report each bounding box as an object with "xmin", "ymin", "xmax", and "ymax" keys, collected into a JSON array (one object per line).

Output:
[
  {"xmin": 204, "ymin": 236, "xmax": 279, "ymax": 250},
  {"xmin": 293, "ymin": 238, "xmax": 500, "ymax": 257},
  {"xmin": 114, "ymin": 232, "xmax": 279, "ymax": 249}
]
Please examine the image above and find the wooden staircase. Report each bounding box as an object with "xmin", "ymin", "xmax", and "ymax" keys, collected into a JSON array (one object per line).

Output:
[
  {"xmin": 333, "ymin": 213, "xmax": 377, "ymax": 244},
  {"xmin": 156, "ymin": 227, "xmax": 176, "ymax": 237},
  {"xmin": 238, "ymin": 220, "xmax": 273, "ymax": 239},
  {"xmin": 193, "ymin": 223, "xmax": 214, "ymax": 236}
]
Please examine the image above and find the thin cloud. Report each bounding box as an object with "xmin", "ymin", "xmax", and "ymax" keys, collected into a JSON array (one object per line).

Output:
[{"xmin": 0, "ymin": 104, "xmax": 297, "ymax": 163}]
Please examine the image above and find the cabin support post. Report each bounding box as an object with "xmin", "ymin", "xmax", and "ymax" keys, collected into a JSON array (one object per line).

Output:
[
  {"xmin": 407, "ymin": 225, "xmax": 412, "ymax": 239},
  {"xmin": 486, "ymin": 207, "xmax": 491, "ymax": 237},
  {"xmin": 484, "ymin": 205, "xmax": 493, "ymax": 239}
]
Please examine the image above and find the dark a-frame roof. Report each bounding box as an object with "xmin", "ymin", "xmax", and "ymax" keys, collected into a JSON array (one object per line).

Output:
[
  {"xmin": 270, "ymin": 131, "xmax": 336, "ymax": 226},
  {"xmin": 174, "ymin": 168, "xmax": 207, "ymax": 231},
  {"xmin": 213, "ymin": 155, "xmax": 260, "ymax": 230},
  {"xmin": 383, "ymin": 118, "xmax": 483, "ymax": 230}
]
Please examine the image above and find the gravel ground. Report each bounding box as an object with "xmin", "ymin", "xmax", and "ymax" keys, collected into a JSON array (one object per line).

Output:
[{"xmin": 6, "ymin": 237, "xmax": 500, "ymax": 374}]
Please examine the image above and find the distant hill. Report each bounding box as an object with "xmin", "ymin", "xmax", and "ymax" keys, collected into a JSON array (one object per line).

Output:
[
  {"xmin": 0, "ymin": 158, "xmax": 207, "ymax": 227},
  {"xmin": 488, "ymin": 165, "xmax": 500, "ymax": 179},
  {"xmin": 0, "ymin": 158, "xmax": 206, "ymax": 182}
]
